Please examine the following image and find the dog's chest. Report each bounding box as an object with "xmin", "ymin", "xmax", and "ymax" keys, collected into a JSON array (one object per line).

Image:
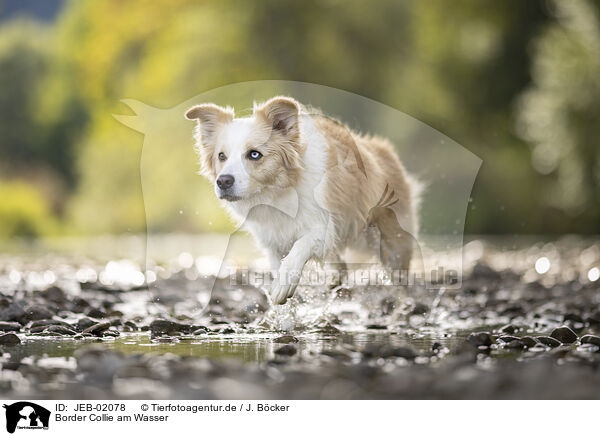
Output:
[
  {"xmin": 244, "ymin": 206, "xmax": 303, "ymax": 253},
  {"xmin": 241, "ymin": 199, "xmax": 326, "ymax": 256}
]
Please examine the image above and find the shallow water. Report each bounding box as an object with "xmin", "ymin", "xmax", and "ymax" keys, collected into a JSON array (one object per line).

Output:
[{"xmin": 8, "ymin": 329, "xmax": 463, "ymax": 365}]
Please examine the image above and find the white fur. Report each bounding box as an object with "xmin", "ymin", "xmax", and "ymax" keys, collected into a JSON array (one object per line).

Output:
[{"xmin": 221, "ymin": 113, "xmax": 331, "ymax": 303}]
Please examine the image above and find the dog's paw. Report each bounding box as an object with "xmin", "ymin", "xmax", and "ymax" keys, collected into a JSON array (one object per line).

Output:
[
  {"xmin": 270, "ymin": 269, "xmax": 301, "ymax": 304},
  {"xmin": 270, "ymin": 282, "xmax": 294, "ymax": 305}
]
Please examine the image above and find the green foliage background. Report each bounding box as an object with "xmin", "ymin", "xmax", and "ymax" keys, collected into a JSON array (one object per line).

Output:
[{"xmin": 0, "ymin": 0, "xmax": 598, "ymax": 237}]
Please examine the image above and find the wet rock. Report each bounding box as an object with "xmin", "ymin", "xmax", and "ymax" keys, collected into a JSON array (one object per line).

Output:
[
  {"xmin": 218, "ymin": 327, "xmax": 236, "ymax": 334},
  {"xmin": 45, "ymin": 325, "xmax": 77, "ymax": 336},
  {"xmin": 0, "ymin": 321, "xmax": 21, "ymax": 332},
  {"xmin": 274, "ymin": 345, "xmax": 297, "ymax": 356},
  {"xmin": 499, "ymin": 324, "xmax": 520, "ymax": 335},
  {"xmin": 366, "ymin": 324, "xmax": 387, "ymax": 330},
  {"xmin": 122, "ymin": 321, "xmax": 138, "ymax": 332},
  {"xmin": 209, "ymin": 318, "xmax": 231, "ymax": 325},
  {"xmin": 0, "ymin": 301, "xmax": 26, "ymax": 322},
  {"xmin": 30, "ymin": 325, "xmax": 54, "ymax": 334},
  {"xmin": 504, "ymin": 340, "xmax": 525, "ymax": 350},
  {"xmin": 30, "ymin": 319, "xmax": 73, "ymax": 329},
  {"xmin": 274, "ymin": 335, "xmax": 299, "ymax": 344},
  {"xmin": 82, "ymin": 322, "xmax": 111, "ymax": 336},
  {"xmin": 471, "ymin": 262, "xmax": 501, "ymax": 281},
  {"xmin": 499, "ymin": 303, "xmax": 525, "ymax": 318},
  {"xmin": 311, "ymin": 323, "xmax": 340, "ymax": 334},
  {"xmin": 498, "ymin": 335, "xmax": 520, "ymax": 343},
  {"xmin": 550, "ymin": 326, "xmax": 578, "ymax": 344},
  {"xmin": 192, "ymin": 327, "xmax": 210, "ymax": 335},
  {"xmin": 467, "ymin": 332, "xmax": 493, "ymax": 348},
  {"xmin": 0, "ymin": 333, "xmax": 21, "ymax": 346},
  {"xmin": 321, "ymin": 349, "xmax": 352, "ymax": 360},
  {"xmin": 70, "ymin": 297, "xmax": 91, "ymax": 312},
  {"xmin": 103, "ymin": 330, "xmax": 120, "ymax": 337},
  {"xmin": 390, "ymin": 346, "xmax": 418, "ymax": 360},
  {"xmin": 19, "ymin": 305, "xmax": 55, "ymax": 323},
  {"xmin": 432, "ymin": 342, "xmax": 443, "ymax": 353},
  {"xmin": 86, "ymin": 308, "xmax": 106, "ymax": 319},
  {"xmin": 580, "ymin": 335, "xmax": 600, "ymax": 347},
  {"xmin": 520, "ymin": 336, "xmax": 539, "ymax": 348},
  {"xmin": 361, "ymin": 344, "xmax": 417, "ymax": 360},
  {"xmin": 149, "ymin": 319, "xmax": 192, "ymax": 336},
  {"xmin": 409, "ymin": 303, "xmax": 429, "ymax": 316},
  {"xmin": 76, "ymin": 317, "xmax": 98, "ymax": 332},
  {"xmin": 40, "ymin": 286, "xmax": 67, "ymax": 303},
  {"xmin": 536, "ymin": 336, "xmax": 562, "ymax": 348},
  {"xmin": 563, "ymin": 313, "xmax": 584, "ymax": 323},
  {"xmin": 587, "ymin": 311, "xmax": 600, "ymax": 327}
]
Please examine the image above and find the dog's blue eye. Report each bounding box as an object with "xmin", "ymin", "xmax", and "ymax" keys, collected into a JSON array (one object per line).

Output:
[
  {"xmin": 248, "ymin": 150, "xmax": 262, "ymax": 160},
  {"xmin": 218, "ymin": 152, "xmax": 226, "ymax": 161}
]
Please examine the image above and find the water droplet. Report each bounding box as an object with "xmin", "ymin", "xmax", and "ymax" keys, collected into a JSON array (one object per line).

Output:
[{"xmin": 588, "ymin": 267, "xmax": 600, "ymax": 282}]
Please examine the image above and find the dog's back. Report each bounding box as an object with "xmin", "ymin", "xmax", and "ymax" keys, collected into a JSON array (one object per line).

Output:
[{"xmin": 310, "ymin": 115, "xmax": 419, "ymax": 270}]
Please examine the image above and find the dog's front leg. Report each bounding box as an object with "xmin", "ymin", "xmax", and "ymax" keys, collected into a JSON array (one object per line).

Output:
[{"xmin": 270, "ymin": 234, "xmax": 321, "ymax": 305}]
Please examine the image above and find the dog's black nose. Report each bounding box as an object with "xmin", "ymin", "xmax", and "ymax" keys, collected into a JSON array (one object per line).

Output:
[{"xmin": 216, "ymin": 174, "xmax": 235, "ymax": 190}]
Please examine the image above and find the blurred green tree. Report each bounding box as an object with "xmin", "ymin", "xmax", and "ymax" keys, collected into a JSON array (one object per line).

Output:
[
  {"xmin": 517, "ymin": 0, "xmax": 600, "ymax": 231},
  {"xmin": 6, "ymin": 0, "xmax": 600, "ymax": 236}
]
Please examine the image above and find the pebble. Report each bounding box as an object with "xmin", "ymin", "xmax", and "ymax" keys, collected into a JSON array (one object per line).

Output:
[
  {"xmin": 149, "ymin": 319, "xmax": 187, "ymax": 336},
  {"xmin": 467, "ymin": 332, "xmax": 493, "ymax": 348},
  {"xmin": 390, "ymin": 346, "xmax": 418, "ymax": 360},
  {"xmin": 0, "ymin": 333, "xmax": 21, "ymax": 346},
  {"xmin": 432, "ymin": 342, "xmax": 443, "ymax": 353},
  {"xmin": 86, "ymin": 308, "xmax": 106, "ymax": 319},
  {"xmin": 82, "ymin": 322, "xmax": 111, "ymax": 336},
  {"xmin": 366, "ymin": 324, "xmax": 387, "ymax": 330},
  {"xmin": 550, "ymin": 326, "xmax": 578, "ymax": 344},
  {"xmin": 536, "ymin": 336, "xmax": 562, "ymax": 348},
  {"xmin": 40, "ymin": 286, "xmax": 66, "ymax": 303},
  {"xmin": 520, "ymin": 336, "xmax": 539, "ymax": 348},
  {"xmin": 499, "ymin": 324, "xmax": 519, "ymax": 335},
  {"xmin": 45, "ymin": 325, "xmax": 78, "ymax": 336},
  {"xmin": 504, "ymin": 340, "xmax": 525, "ymax": 350},
  {"xmin": 311, "ymin": 323, "xmax": 341, "ymax": 334},
  {"xmin": 362, "ymin": 344, "xmax": 417, "ymax": 360},
  {"xmin": 409, "ymin": 303, "xmax": 429, "ymax": 316},
  {"xmin": 274, "ymin": 345, "xmax": 297, "ymax": 356},
  {"xmin": 274, "ymin": 335, "xmax": 299, "ymax": 344},
  {"xmin": 321, "ymin": 349, "xmax": 352, "ymax": 360},
  {"xmin": 471, "ymin": 262, "xmax": 502, "ymax": 281},
  {"xmin": 76, "ymin": 317, "xmax": 98, "ymax": 331},
  {"xmin": 498, "ymin": 335, "xmax": 520, "ymax": 343},
  {"xmin": 30, "ymin": 319, "xmax": 73, "ymax": 329},
  {"xmin": 0, "ymin": 322, "xmax": 21, "ymax": 332},
  {"xmin": 122, "ymin": 321, "xmax": 138, "ymax": 332},
  {"xmin": 580, "ymin": 335, "xmax": 600, "ymax": 347},
  {"xmin": 21, "ymin": 305, "xmax": 55, "ymax": 323}
]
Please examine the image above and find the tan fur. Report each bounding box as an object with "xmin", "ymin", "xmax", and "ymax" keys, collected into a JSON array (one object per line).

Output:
[{"xmin": 314, "ymin": 115, "xmax": 417, "ymax": 270}]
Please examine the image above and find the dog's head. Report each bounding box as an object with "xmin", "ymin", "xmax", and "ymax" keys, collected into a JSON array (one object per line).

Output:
[{"xmin": 185, "ymin": 96, "xmax": 304, "ymax": 202}]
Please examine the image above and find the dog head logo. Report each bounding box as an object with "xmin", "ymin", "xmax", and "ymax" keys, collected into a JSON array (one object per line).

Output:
[{"xmin": 3, "ymin": 402, "xmax": 50, "ymax": 433}]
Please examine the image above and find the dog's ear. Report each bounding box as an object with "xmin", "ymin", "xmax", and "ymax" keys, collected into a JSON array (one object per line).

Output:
[
  {"xmin": 254, "ymin": 97, "xmax": 299, "ymax": 136},
  {"xmin": 185, "ymin": 103, "xmax": 234, "ymax": 143}
]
